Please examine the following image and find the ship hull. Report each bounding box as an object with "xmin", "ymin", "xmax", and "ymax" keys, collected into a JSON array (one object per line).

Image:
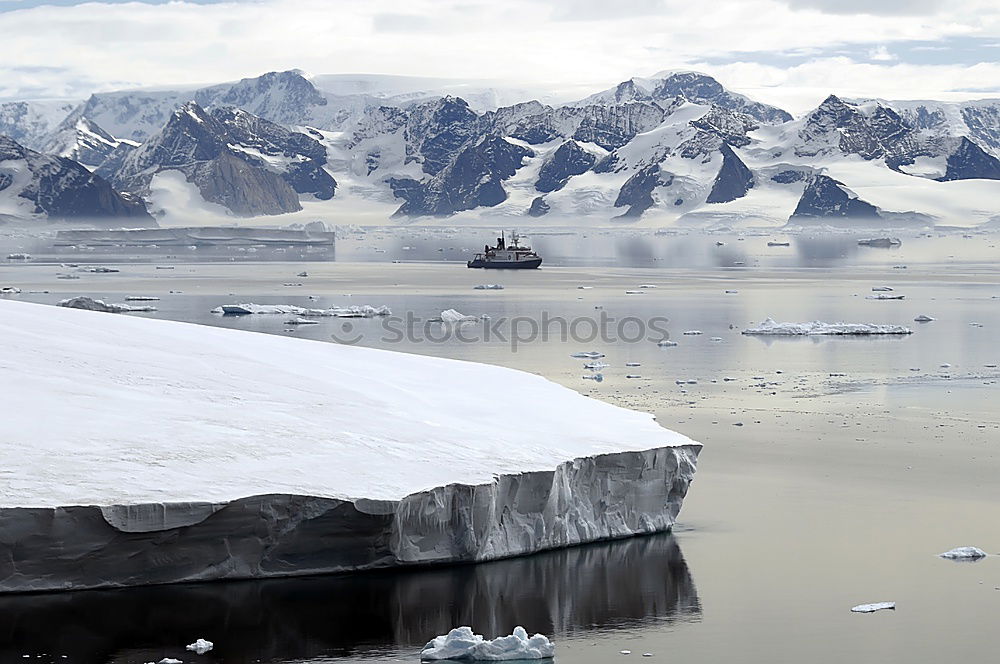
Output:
[{"xmin": 467, "ymin": 258, "xmax": 542, "ymax": 269}]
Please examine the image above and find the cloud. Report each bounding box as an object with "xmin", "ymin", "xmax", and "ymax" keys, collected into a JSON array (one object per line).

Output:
[
  {"xmin": 781, "ymin": 0, "xmax": 945, "ymax": 16},
  {"xmin": 0, "ymin": 0, "xmax": 996, "ymax": 109},
  {"xmin": 867, "ymin": 45, "xmax": 896, "ymax": 61}
]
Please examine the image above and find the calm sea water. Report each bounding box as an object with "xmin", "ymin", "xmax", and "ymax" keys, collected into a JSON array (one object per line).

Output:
[{"xmin": 1, "ymin": 228, "xmax": 999, "ymax": 663}]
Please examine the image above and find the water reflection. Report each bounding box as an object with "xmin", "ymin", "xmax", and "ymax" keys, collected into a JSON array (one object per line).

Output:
[{"xmin": 0, "ymin": 534, "xmax": 698, "ymax": 663}]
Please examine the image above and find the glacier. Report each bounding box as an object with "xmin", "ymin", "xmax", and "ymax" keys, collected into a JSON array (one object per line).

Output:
[{"xmin": 0, "ymin": 299, "xmax": 700, "ymax": 593}]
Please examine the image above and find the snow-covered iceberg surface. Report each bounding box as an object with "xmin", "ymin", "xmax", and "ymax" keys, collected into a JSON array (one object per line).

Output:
[
  {"xmin": 939, "ymin": 546, "xmax": 987, "ymax": 560},
  {"xmin": 0, "ymin": 300, "xmax": 700, "ymax": 593},
  {"xmin": 421, "ymin": 626, "xmax": 555, "ymax": 661},
  {"xmin": 742, "ymin": 318, "xmax": 913, "ymax": 336}
]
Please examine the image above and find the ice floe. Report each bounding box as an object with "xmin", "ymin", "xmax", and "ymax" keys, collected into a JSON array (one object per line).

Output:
[
  {"xmin": 938, "ymin": 546, "xmax": 987, "ymax": 560},
  {"xmin": 420, "ymin": 626, "xmax": 555, "ymax": 661},
  {"xmin": 742, "ymin": 318, "xmax": 913, "ymax": 336},
  {"xmin": 474, "ymin": 284, "xmax": 504, "ymax": 290},
  {"xmin": 866, "ymin": 294, "xmax": 905, "ymax": 300},
  {"xmin": 186, "ymin": 638, "xmax": 214, "ymax": 654},
  {"xmin": 851, "ymin": 602, "xmax": 895, "ymax": 613},
  {"xmin": 571, "ymin": 351, "xmax": 606, "ymax": 359},
  {"xmin": 0, "ymin": 287, "xmax": 20, "ymax": 295},
  {"xmin": 913, "ymin": 315, "xmax": 935, "ymax": 322}
]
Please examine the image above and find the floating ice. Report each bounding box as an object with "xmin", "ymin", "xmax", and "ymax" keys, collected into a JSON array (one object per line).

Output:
[
  {"xmin": 657, "ymin": 340, "xmax": 678, "ymax": 347},
  {"xmin": 6, "ymin": 253, "xmax": 30, "ymax": 259},
  {"xmin": 866, "ymin": 294, "xmax": 905, "ymax": 300},
  {"xmin": 851, "ymin": 602, "xmax": 895, "ymax": 613},
  {"xmin": 0, "ymin": 287, "xmax": 20, "ymax": 295},
  {"xmin": 858, "ymin": 238, "xmax": 901, "ymax": 248},
  {"xmin": 420, "ymin": 626, "xmax": 554, "ymax": 661},
  {"xmin": 159, "ymin": 659, "xmax": 182, "ymax": 664},
  {"xmin": 682, "ymin": 330, "xmax": 702, "ymax": 336},
  {"xmin": 872, "ymin": 287, "xmax": 894, "ymax": 292},
  {"xmin": 58, "ymin": 297, "xmax": 156, "ymax": 314},
  {"xmin": 284, "ymin": 318, "xmax": 319, "ymax": 325},
  {"xmin": 186, "ymin": 638, "xmax": 213, "ymax": 654},
  {"xmin": 584, "ymin": 362, "xmax": 609, "ymax": 370},
  {"xmin": 742, "ymin": 318, "xmax": 912, "ymax": 336},
  {"xmin": 440, "ymin": 309, "xmax": 479, "ymax": 324},
  {"xmin": 571, "ymin": 351, "xmax": 606, "ymax": 359},
  {"xmin": 78, "ymin": 265, "xmax": 119, "ymax": 273},
  {"xmin": 637, "ymin": 284, "xmax": 657, "ymax": 289},
  {"xmin": 938, "ymin": 547, "xmax": 987, "ymax": 560},
  {"xmin": 474, "ymin": 284, "xmax": 504, "ymax": 290},
  {"xmin": 212, "ymin": 303, "xmax": 390, "ymax": 317},
  {"xmin": 297, "ymin": 271, "xmax": 309, "ymax": 277},
  {"xmin": 913, "ymin": 315, "xmax": 935, "ymax": 322},
  {"xmin": 625, "ymin": 362, "xmax": 641, "ymax": 367},
  {"xmin": 125, "ymin": 296, "xmax": 160, "ymax": 301},
  {"xmin": 625, "ymin": 290, "xmax": 645, "ymax": 295}
]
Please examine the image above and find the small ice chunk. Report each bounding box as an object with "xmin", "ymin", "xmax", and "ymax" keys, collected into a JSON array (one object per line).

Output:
[
  {"xmin": 637, "ymin": 284, "xmax": 657, "ymax": 289},
  {"xmin": 657, "ymin": 340, "xmax": 678, "ymax": 347},
  {"xmin": 620, "ymin": 651, "xmax": 632, "ymax": 655},
  {"xmin": 625, "ymin": 290, "xmax": 645, "ymax": 295},
  {"xmin": 682, "ymin": 330, "xmax": 702, "ymax": 335},
  {"xmin": 709, "ymin": 337, "xmax": 722, "ymax": 342},
  {"xmin": 297, "ymin": 271, "xmax": 309, "ymax": 277},
  {"xmin": 939, "ymin": 547, "xmax": 987, "ymax": 560},
  {"xmin": 474, "ymin": 284, "xmax": 504, "ymax": 290},
  {"xmin": 125, "ymin": 296, "xmax": 160, "ymax": 301},
  {"xmin": 577, "ymin": 286, "xmax": 593, "ymax": 290},
  {"xmin": 865, "ymin": 294, "xmax": 905, "ymax": 300},
  {"xmin": 571, "ymin": 351, "xmax": 606, "ymax": 359},
  {"xmin": 420, "ymin": 626, "xmax": 555, "ymax": 661},
  {"xmin": 284, "ymin": 318, "xmax": 319, "ymax": 325},
  {"xmin": 625, "ymin": 362, "xmax": 641, "ymax": 367},
  {"xmin": 583, "ymin": 362, "xmax": 609, "ymax": 370},
  {"xmin": 851, "ymin": 602, "xmax": 895, "ymax": 613},
  {"xmin": 914, "ymin": 315, "xmax": 935, "ymax": 322},
  {"xmin": 626, "ymin": 374, "xmax": 641, "ymax": 379},
  {"xmin": 1, "ymin": 286, "xmax": 21, "ymax": 295},
  {"xmin": 159, "ymin": 659, "xmax": 183, "ymax": 664},
  {"xmin": 58, "ymin": 297, "xmax": 155, "ymax": 314},
  {"xmin": 872, "ymin": 286, "xmax": 893, "ymax": 292},
  {"xmin": 186, "ymin": 639, "xmax": 213, "ymax": 654}
]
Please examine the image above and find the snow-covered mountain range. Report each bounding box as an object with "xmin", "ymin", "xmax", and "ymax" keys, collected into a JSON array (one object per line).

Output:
[{"xmin": 2, "ymin": 69, "xmax": 999, "ymax": 227}]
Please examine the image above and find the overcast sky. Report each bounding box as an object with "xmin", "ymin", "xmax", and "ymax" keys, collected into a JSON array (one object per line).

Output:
[{"xmin": 2, "ymin": 0, "xmax": 998, "ymax": 113}]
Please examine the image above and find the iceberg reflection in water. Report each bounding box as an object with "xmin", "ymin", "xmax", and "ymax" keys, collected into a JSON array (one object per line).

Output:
[{"xmin": 0, "ymin": 533, "xmax": 699, "ymax": 663}]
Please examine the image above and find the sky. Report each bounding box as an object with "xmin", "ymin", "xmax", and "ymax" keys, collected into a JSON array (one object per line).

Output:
[{"xmin": 1, "ymin": 0, "xmax": 999, "ymax": 114}]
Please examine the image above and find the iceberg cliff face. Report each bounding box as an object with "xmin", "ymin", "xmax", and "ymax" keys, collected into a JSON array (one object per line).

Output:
[{"xmin": 0, "ymin": 300, "xmax": 700, "ymax": 593}]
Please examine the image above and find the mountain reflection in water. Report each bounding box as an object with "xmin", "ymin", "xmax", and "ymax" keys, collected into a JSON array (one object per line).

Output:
[{"xmin": 0, "ymin": 533, "xmax": 699, "ymax": 663}]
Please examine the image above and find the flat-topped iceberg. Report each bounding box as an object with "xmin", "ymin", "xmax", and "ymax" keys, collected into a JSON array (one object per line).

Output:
[
  {"xmin": 421, "ymin": 626, "xmax": 554, "ymax": 661},
  {"xmin": 212, "ymin": 303, "xmax": 390, "ymax": 317},
  {"xmin": 0, "ymin": 300, "xmax": 700, "ymax": 592},
  {"xmin": 743, "ymin": 318, "xmax": 913, "ymax": 336},
  {"xmin": 58, "ymin": 296, "xmax": 157, "ymax": 313}
]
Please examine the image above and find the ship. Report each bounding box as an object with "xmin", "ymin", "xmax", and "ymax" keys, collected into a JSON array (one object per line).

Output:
[{"xmin": 467, "ymin": 232, "xmax": 542, "ymax": 269}]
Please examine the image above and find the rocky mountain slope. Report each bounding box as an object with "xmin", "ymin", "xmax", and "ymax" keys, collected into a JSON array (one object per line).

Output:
[
  {"xmin": 2, "ymin": 69, "xmax": 999, "ymax": 226},
  {"xmin": 0, "ymin": 136, "xmax": 151, "ymax": 223}
]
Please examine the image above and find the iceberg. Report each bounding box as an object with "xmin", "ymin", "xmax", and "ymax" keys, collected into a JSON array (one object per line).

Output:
[
  {"xmin": 914, "ymin": 315, "xmax": 935, "ymax": 322},
  {"xmin": 440, "ymin": 308, "xmax": 479, "ymax": 324},
  {"xmin": 185, "ymin": 639, "xmax": 214, "ymax": 654},
  {"xmin": 58, "ymin": 296, "xmax": 157, "ymax": 313},
  {"xmin": 938, "ymin": 546, "xmax": 987, "ymax": 560},
  {"xmin": 420, "ymin": 626, "xmax": 554, "ymax": 661},
  {"xmin": 212, "ymin": 303, "xmax": 390, "ymax": 317},
  {"xmin": 742, "ymin": 318, "xmax": 913, "ymax": 336},
  {"xmin": 0, "ymin": 299, "xmax": 699, "ymax": 593}
]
